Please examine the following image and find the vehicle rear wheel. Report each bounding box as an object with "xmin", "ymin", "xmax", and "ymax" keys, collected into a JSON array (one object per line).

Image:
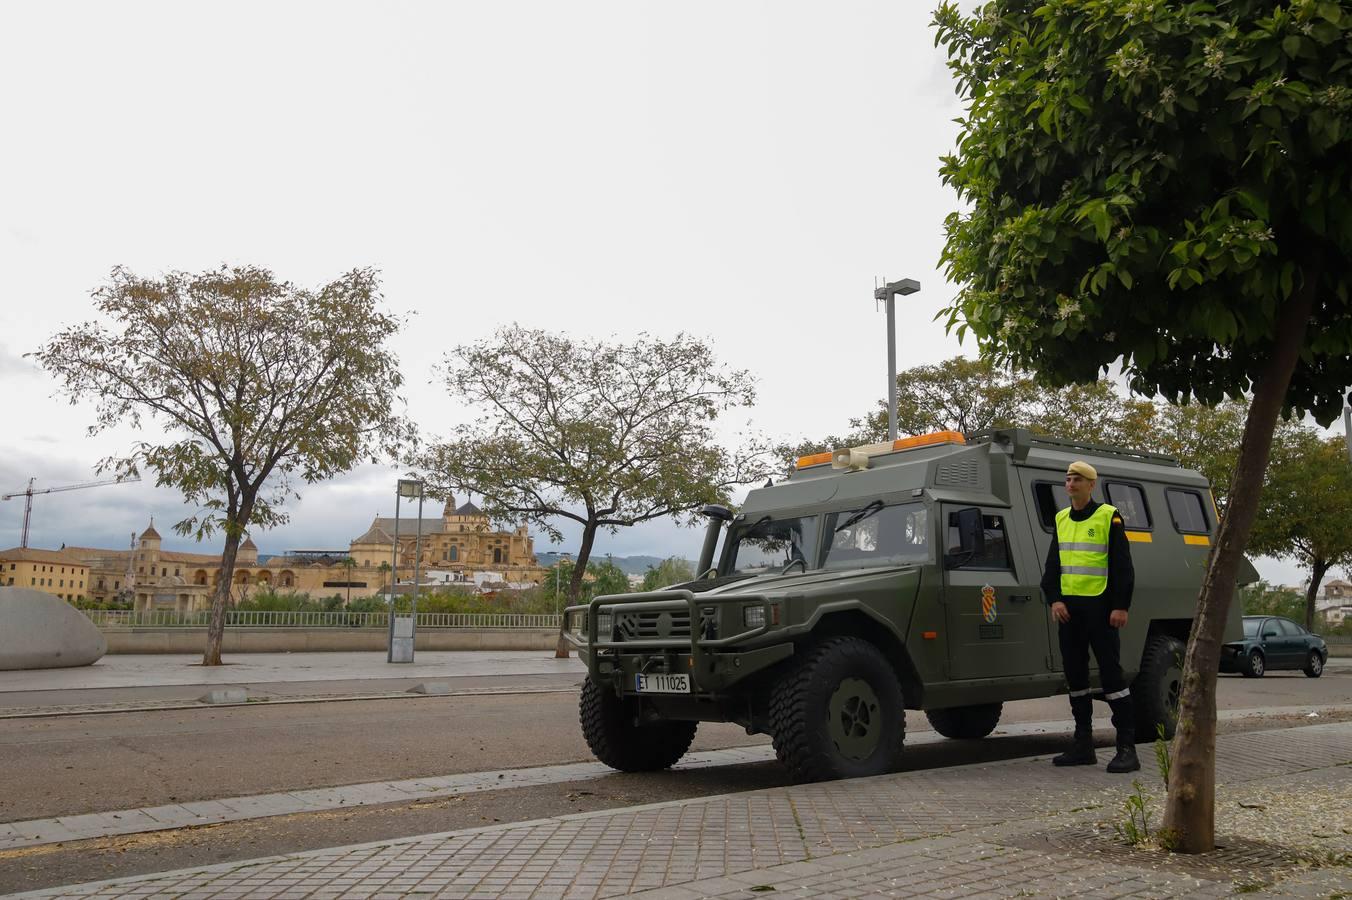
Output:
[
  {"xmin": 924, "ymin": 703, "xmax": 1002, "ymax": 739},
  {"xmin": 579, "ymin": 678, "xmax": 697, "ymax": 772},
  {"xmin": 769, "ymin": 636, "xmax": 906, "ymax": 783},
  {"xmin": 1133, "ymin": 634, "xmax": 1185, "ymax": 742},
  {"xmin": 1303, "ymin": 651, "xmax": 1324, "ymax": 678},
  {"xmin": 1242, "ymin": 649, "xmax": 1265, "ymax": 678}
]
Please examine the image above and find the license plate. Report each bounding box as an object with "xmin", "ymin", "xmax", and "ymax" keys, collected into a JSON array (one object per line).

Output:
[{"xmin": 635, "ymin": 673, "xmax": 690, "ymax": 693}]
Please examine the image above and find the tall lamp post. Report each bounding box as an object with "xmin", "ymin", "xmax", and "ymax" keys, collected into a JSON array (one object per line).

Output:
[
  {"xmin": 553, "ymin": 552, "xmax": 572, "ymax": 620},
  {"xmin": 873, "ymin": 278, "xmax": 921, "ymax": 441},
  {"xmin": 387, "ymin": 477, "xmax": 424, "ymax": 663}
]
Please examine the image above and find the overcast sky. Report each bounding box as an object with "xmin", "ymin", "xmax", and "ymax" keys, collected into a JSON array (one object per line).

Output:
[{"xmin": 0, "ymin": 2, "xmax": 1332, "ymax": 588}]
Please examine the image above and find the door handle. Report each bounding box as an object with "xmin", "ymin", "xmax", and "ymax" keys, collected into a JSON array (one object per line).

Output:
[{"xmin": 1010, "ymin": 594, "xmax": 1033, "ymax": 604}]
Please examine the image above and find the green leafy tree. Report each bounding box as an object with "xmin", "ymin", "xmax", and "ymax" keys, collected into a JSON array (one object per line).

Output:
[
  {"xmin": 934, "ymin": 0, "xmax": 1351, "ymax": 851},
  {"xmin": 641, "ymin": 557, "xmax": 695, "ymax": 592},
  {"xmin": 783, "ymin": 356, "xmax": 1157, "ymax": 467},
  {"xmin": 36, "ymin": 266, "xmax": 410, "ymax": 665},
  {"xmin": 1248, "ymin": 430, "xmax": 1352, "ymax": 630},
  {"xmin": 414, "ymin": 326, "xmax": 770, "ymax": 655},
  {"xmin": 1237, "ymin": 580, "xmax": 1305, "ymax": 621}
]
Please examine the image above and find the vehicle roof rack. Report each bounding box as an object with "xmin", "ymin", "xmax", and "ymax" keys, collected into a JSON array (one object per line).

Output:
[{"xmin": 968, "ymin": 428, "xmax": 1179, "ymax": 467}]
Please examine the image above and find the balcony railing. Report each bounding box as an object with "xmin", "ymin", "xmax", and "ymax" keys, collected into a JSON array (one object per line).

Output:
[{"xmin": 81, "ymin": 610, "xmax": 561, "ymax": 629}]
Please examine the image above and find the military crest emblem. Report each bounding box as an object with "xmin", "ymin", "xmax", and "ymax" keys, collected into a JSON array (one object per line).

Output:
[{"xmin": 981, "ymin": 584, "xmax": 998, "ymax": 624}]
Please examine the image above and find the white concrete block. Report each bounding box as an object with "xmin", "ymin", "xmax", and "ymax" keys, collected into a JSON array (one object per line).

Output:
[{"xmin": 0, "ymin": 588, "xmax": 107, "ymax": 670}]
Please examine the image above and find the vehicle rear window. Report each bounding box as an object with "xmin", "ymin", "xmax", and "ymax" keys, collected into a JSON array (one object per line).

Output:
[
  {"xmin": 1166, "ymin": 489, "xmax": 1209, "ymax": 534},
  {"xmin": 821, "ymin": 502, "xmax": 929, "ymax": 571},
  {"xmin": 1105, "ymin": 482, "xmax": 1151, "ymax": 529},
  {"xmin": 1032, "ymin": 481, "xmax": 1070, "ymax": 531}
]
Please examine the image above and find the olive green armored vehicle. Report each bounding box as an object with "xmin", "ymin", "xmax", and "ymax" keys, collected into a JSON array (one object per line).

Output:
[{"xmin": 562, "ymin": 428, "xmax": 1248, "ymax": 783}]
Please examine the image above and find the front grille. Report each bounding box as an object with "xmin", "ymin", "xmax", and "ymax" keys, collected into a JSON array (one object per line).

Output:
[{"xmin": 614, "ymin": 609, "xmax": 692, "ymax": 642}]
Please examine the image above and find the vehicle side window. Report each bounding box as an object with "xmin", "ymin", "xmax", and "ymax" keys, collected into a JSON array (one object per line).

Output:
[
  {"xmin": 1165, "ymin": 489, "xmax": 1209, "ymax": 534},
  {"xmin": 1277, "ymin": 619, "xmax": 1303, "ymax": 636},
  {"xmin": 1032, "ymin": 481, "xmax": 1070, "ymax": 531},
  {"xmin": 1105, "ymin": 481, "xmax": 1151, "ymax": 530},
  {"xmin": 821, "ymin": 503, "xmax": 929, "ymax": 571},
  {"xmin": 945, "ymin": 512, "xmax": 1012, "ymax": 571}
]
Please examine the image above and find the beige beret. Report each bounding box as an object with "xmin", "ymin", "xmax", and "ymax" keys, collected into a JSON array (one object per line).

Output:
[{"xmin": 1067, "ymin": 460, "xmax": 1098, "ymax": 480}]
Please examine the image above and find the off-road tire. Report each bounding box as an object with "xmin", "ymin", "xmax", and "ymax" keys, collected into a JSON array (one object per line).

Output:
[
  {"xmin": 924, "ymin": 703, "xmax": 1003, "ymax": 740},
  {"xmin": 1303, "ymin": 650, "xmax": 1324, "ymax": 678},
  {"xmin": 1242, "ymin": 649, "xmax": 1265, "ymax": 678},
  {"xmin": 768, "ymin": 636, "xmax": 906, "ymax": 783},
  {"xmin": 579, "ymin": 678, "xmax": 697, "ymax": 772},
  {"xmin": 1133, "ymin": 634, "xmax": 1185, "ymax": 743}
]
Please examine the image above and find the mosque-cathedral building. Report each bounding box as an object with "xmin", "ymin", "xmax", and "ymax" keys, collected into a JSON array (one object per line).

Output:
[{"xmin": 0, "ymin": 496, "xmax": 544, "ymax": 612}]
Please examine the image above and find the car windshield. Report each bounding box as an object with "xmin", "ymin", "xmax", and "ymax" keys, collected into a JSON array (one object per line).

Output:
[
  {"xmin": 725, "ymin": 515, "xmax": 818, "ymax": 575},
  {"xmin": 821, "ymin": 502, "xmax": 930, "ymax": 570},
  {"xmin": 1243, "ymin": 618, "xmax": 1260, "ymax": 637}
]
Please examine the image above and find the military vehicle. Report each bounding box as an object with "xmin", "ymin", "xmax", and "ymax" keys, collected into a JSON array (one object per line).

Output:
[{"xmin": 562, "ymin": 428, "xmax": 1249, "ymax": 782}]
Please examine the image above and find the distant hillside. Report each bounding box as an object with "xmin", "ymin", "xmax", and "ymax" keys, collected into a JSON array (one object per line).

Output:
[{"xmin": 535, "ymin": 553, "xmax": 694, "ymax": 576}]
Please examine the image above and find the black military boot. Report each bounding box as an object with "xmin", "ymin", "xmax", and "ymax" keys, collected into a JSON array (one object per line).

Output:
[
  {"xmin": 1106, "ymin": 696, "xmax": 1140, "ymax": 774},
  {"xmin": 1053, "ymin": 695, "xmax": 1097, "ymax": 766}
]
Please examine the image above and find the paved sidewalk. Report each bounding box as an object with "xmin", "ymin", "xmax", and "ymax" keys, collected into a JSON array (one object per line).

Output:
[
  {"xmin": 0, "ymin": 652, "xmax": 586, "ymax": 692},
  {"xmin": 14, "ymin": 722, "xmax": 1351, "ymax": 899}
]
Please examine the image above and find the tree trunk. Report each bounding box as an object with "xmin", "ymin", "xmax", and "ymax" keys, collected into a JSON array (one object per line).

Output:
[
  {"xmin": 554, "ymin": 522, "xmax": 600, "ymax": 659},
  {"xmin": 1162, "ymin": 278, "xmax": 1316, "ymax": 853},
  {"xmin": 1305, "ymin": 559, "xmax": 1328, "ymax": 633},
  {"xmin": 203, "ymin": 533, "xmax": 242, "ymax": 666}
]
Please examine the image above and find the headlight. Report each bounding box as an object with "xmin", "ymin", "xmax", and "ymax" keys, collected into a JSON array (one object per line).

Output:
[
  {"xmin": 594, "ymin": 611, "xmax": 613, "ymax": 639},
  {"xmin": 743, "ymin": 603, "xmax": 780, "ymax": 629}
]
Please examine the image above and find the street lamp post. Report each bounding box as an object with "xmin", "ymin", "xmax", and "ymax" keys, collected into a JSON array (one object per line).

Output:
[
  {"xmin": 873, "ymin": 278, "xmax": 921, "ymax": 442},
  {"xmin": 554, "ymin": 552, "xmax": 572, "ymax": 620},
  {"xmin": 388, "ymin": 478, "xmax": 424, "ymax": 663}
]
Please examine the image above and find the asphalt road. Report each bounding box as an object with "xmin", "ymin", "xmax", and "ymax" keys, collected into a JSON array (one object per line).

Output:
[{"xmin": 0, "ymin": 670, "xmax": 1348, "ymax": 894}]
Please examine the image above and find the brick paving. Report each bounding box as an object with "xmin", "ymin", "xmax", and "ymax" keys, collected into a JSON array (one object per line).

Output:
[{"xmin": 11, "ymin": 722, "xmax": 1351, "ymax": 899}]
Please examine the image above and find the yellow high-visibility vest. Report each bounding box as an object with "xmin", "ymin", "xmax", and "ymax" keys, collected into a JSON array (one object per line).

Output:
[{"xmin": 1055, "ymin": 503, "xmax": 1117, "ymax": 597}]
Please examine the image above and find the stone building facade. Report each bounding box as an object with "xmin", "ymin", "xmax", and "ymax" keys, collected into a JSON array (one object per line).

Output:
[
  {"xmin": 0, "ymin": 547, "xmax": 91, "ymax": 601},
  {"xmin": 55, "ymin": 500, "xmax": 544, "ymax": 612}
]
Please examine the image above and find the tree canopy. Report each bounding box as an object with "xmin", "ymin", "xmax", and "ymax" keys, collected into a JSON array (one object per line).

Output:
[
  {"xmin": 934, "ymin": 0, "xmax": 1351, "ymax": 421},
  {"xmin": 415, "ymin": 326, "xmax": 768, "ymax": 608},
  {"xmin": 36, "ymin": 266, "xmax": 409, "ymax": 664},
  {"xmin": 1249, "ymin": 429, "xmax": 1352, "ymax": 629},
  {"xmin": 641, "ymin": 557, "xmax": 696, "ymax": 592}
]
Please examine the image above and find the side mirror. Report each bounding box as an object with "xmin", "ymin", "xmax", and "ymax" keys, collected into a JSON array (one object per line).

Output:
[
  {"xmin": 945, "ymin": 507, "xmax": 985, "ymax": 569},
  {"xmin": 956, "ymin": 507, "xmax": 985, "ymax": 554},
  {"xmin": 1262, "ymin": 630, "xmax": 1278, "ymax": 638}
]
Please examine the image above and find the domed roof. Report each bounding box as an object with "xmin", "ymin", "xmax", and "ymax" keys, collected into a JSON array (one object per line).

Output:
[
  {"xmin": 139, "ymin": 521, "xmax": 162, "ymax": 541},
  {"xmin": 455, "ymin": 500, "xmax": 483, "ymax": 517}
]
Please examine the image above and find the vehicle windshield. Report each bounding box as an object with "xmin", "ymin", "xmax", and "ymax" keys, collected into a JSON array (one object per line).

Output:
[
  {"xmin": 1243, "ymin": 618, "xmax": 1260, "ymax": 637},
  {"xmin": 821, "ymin": 502, "xmax": 930, "ymax": 571},
  {"xmin": 725, "ymin": 515, "xmax": 819, "ymax": 575}
]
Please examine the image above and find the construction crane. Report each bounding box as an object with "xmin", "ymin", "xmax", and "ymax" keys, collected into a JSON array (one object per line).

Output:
[{"xmin": 2, "ymin": 475, "xmax": 142, "ymax": 549}]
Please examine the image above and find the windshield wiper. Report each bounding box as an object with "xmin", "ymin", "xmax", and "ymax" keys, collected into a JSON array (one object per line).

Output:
[{"xmin": 834, "ymin": 500, "xmax": 884, "ymax": 533}]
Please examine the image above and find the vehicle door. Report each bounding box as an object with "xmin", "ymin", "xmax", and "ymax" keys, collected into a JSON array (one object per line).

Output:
[
  {"xmin": 1253, "ymin": 617, "xmax": 1282, "ymax": 666},
  {"xmin": 941, "ymin": 504, "xmax": 1048, "ymax": 679},
  {"xmin": 1272, "ymin": 618, "xmax": 1307, "ymax": 667},
  {"xmin": 1013, "ymin": 468, "xmax": 1074, "ymax": 672}
]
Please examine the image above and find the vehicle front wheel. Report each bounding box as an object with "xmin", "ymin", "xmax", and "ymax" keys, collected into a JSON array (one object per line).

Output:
[
  {"xmin": 1243, "ymin": 649, "xmax": 1266, "ymax": 678},
  {"xmin": 1133, "ymin": 634, "xmax": 1185, "ymax": 742},
  {"xmin": 1303, "ymin": 651, "xmax": 1324, "ymax": 678},
  {"xmin": 924, "ymin": 703, "xmax": 1002, "ymax": 740},
  {"xmin": 769, "ymin": 636, "xmax": 906, "ymax": 783},
  {"xmin": 579, "ymin": 678, "xmax": 697, "ymax": 772}
]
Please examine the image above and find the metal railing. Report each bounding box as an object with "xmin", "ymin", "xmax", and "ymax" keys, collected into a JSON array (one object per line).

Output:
[{"xmin": 81, "ymin": 609, "xmax": 561, "ymax": 629}]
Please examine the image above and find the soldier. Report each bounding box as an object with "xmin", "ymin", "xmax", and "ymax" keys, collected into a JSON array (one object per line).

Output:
[{"xmin": 1043, "ymin": 460, "xmax": 1140, "ymax": 773}]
